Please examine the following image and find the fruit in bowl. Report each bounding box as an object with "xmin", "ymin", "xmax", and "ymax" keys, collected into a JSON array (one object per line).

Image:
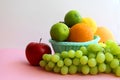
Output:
[
  {"xmin": 50, "ymin": 22, "xmax": 69, "ymax": 42},
  {"xmin": 64, "ymin": 10, "xmax": 82, "ymax": 27},
  {"xmin": 49, "ymin": 10, "xmax": 99, "ymax": 53},
  {"xmin": 82, "ymin": 17, "xmax": 97, "ymax": 34},
  {"xmin": 68, "ymin": 23, "xmax": 94, "ymax": 42},
  {"xmin": 49, "ymin": 18, "xmax": 98, "ymax": 53}
]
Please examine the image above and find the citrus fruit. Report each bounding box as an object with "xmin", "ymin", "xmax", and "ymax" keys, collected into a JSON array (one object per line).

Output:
[
  {"xmin": 64, "ymin": 10, "xmax": 82, "ymax": 27},
  {"xmin": 82, "ymin": 17, "xmax": 97, "ymax": 34},
  {"xmin": 50, "ymin": 22, "xmax": 69, "ymax": 41},
  {"xmin": 68, "ymin": 23, "xmax": 94, "ymax": 42},
  {"xmin": 95, "ymin": 26, "xmax": 115, "ymax": 43}
]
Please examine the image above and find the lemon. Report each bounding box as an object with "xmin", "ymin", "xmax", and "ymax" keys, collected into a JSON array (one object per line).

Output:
[{"xmin": 82, "ymin": 17, "xmax": 97, "ymax": 33}]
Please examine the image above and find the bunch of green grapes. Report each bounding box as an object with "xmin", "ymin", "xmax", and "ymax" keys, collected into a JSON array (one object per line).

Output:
[{"xmin": 39, "ymin": 40, "xmax": 120, "ymax": 77}]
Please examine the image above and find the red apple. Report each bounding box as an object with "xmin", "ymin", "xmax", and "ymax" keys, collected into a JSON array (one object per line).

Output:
[{"xmin": 25, "ymin": 39, "xmax": 52, "ymax": 66}]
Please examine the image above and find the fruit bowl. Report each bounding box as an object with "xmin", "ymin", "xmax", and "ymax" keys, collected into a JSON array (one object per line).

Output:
[{"xmin": 49, "ymin": 36, "xmax": 100, "ymax": 53}]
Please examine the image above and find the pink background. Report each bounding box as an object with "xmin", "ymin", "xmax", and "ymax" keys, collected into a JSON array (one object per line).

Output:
[{"xmin": 1, "ymin": 49, "xmax": 120, "ymax": 80}]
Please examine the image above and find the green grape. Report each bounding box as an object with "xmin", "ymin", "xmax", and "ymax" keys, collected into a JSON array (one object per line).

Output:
[
  {"xmin": 90, "ymin": 66, "xmax": 98, "ymax": 75},
  {"xmin": 99, "ymin": 42, "xmax": 106, "ymax": 48},
  {"xmin": 105, "ymin": 40, "xmax": 120, "ymax": 55},
  {"xmin": 42, "ymin": 54, "xmax": 48, "ymax": 60},
  {"xmin": 80, "ymin": 46, "xmax": 88, "ymax": 55},
  {"xmin": 104, "ymin": 47, "xmax": 111, "ymax": 53},
  {"xmin": 55, "ymin": 53, "xmax": 61, "ymax": 56},
  {"xmin": 115, "ymin": 66, "xmax": 120, "ymax": 77},
  {"xmin": 73, "ymin": 58, "xmax": 80, "ymax": 66},
  {"xmin": 39, "ymin": 60, "xmax": 47, "ymax": 68},
  {"xmin": 117, "ymin": 54, "xmax": 120, "ymax": 59},
  {"xmin": 61, "ymin": 66, "xmax": 68, "ymax": 75},
  {"xmin": 111, "ymin": 46, "xmax": 120, "ymax": 55},
  {"xmin": 77, "ymin": 64, "xmax": 82, "ymax": 73},
  {"xmin": 88, "ymin": 58, "xmax": 97, "ymax": 67},
  {"xmin": 80, "ymin": 56, "xmax": 88, "ymax": 65},
  {"xmin": 105, "ymin": 40, "xmax": 117, "ymax": 47},
  {"xmin": 61, "ymin": 51, "xmax": 68, "ymax": 58},
  {"xmin": 45, "ymin": 65, "xmax": 53, "ymax": 71},
  {"xmin": 53, "ymin": 66, "xmax": 61, "ymax": 73},
  {"xmin": 81, "ymin": 65, "xmax": 90, "ymax": 75},
  {"xmin": 68, "ymin": 65, "xmax": 77, "ymax": 74},
  {"xmin": 68, "ymin": 50, "xmax": 75, "ymax": 58},
  {"xmin": 42, "ymin": 54, "xmax": 52, "ymax": 61},
  {"xmin": 51, "ymin": 54, "xmax": 60, "ymax": 63},
  {"xmin": 110, "ymin": 58, "xmax": 119, "ymax": 69},
  {"xmin": 98, "ymin": 63, "xmax": 106, "ymax": 73},
  {"xmin": 57, "ymin": 60, "xmax": 64, "ymax": 67},
  {"xmin": 64, "ymin": 58, "xmax": 72, "ymax": 66},
  {"xmin": 96, "ymin": 52, "xmax": 105, "ymax": 63},
  {"xmin": 48, "ymin": 61, "xmax": 55, "ymax": 69},
  {"xmin": 105, "ymin": 64, "xmax": 111, "ymax": 73},
  {"xmin": 87, "ymin": 44, "xmax": 103, "ymax": 52},
  {"xmin": 88, "ymin": 52, "xmax": 96, "ymax": 59},
  {"xmin": 105, "ymin": 52, "xmax": 113, "ymax": 62},
  {"xmin": 112, "ymin": 67, "xmax": 117, "ymax": 73},
  {"xmin": 75, "ymin": 50, "xmax": 83, "ymax": 58}
]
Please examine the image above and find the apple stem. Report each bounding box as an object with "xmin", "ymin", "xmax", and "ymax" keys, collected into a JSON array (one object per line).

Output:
[{"xmin": 39, "ymin": 38, "xmax": 42, "ymax": 43}]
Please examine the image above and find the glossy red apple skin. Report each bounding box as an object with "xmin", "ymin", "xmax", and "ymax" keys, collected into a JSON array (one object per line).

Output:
[{"xmin": 25, "ymin": 42, "xmax": 52, "ymax": 66}]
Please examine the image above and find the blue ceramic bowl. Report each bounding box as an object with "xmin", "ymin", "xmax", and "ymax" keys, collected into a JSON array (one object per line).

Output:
[{"xmin": 49, "ymin": 36, "xmax": 100, "ymax": 53}]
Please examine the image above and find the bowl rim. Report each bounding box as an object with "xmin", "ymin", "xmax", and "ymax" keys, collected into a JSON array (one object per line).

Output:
[{"xmin": 49, "ymin": 36, "xmax": 100, "ymax": 46}]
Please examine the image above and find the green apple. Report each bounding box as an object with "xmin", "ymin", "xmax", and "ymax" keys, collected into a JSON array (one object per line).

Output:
[
  {"xmin": 50, "ymin": 22, "xmax": 69, "ymax": 41},
  {"xmin": 64, "ymin": 10, "xmax": 82, "ymax": 27}
]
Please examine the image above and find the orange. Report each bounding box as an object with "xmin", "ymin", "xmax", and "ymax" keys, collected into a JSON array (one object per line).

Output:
[
  {"xmin": 68, "ymin": 23, "xmax": 94, "ymax": 42},
  {"xmin": 95, "ymin": 26, "xmax": 115, "ymax": 43}
]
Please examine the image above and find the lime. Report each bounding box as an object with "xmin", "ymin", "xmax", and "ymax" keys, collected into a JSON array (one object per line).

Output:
[
  {"xmin": 64, "ymin": 10, "xmax": 82, "ymax": 27},
  {"xmin": 50, "ymin": 22, "xmax": 69, "ymax": 41}
]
